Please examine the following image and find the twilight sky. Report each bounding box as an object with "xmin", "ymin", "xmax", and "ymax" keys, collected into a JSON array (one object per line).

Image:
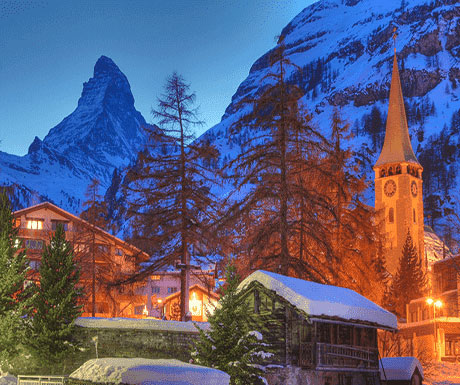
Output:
[{"xmin": 0, "ymin": 0, "xmax": 316, "ymax": 156}]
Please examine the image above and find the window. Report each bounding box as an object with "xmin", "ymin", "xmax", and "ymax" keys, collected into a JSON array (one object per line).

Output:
[
  {"xmin": 115, "ymin": 248, "xmax": 123, "ymax": 256},
  {"xmin": 25, "ymin": 239, "xmax": 43, "ymax": 249},
  {"xmin": 254, "ymin": 289, "xmax": 260, "ymax": 314},
  {"xmin": 152, "ymin": 286, "xmax": 160, "ymax": 294},
  {"xmin": 134, "ymin": 305, "xmax": 145, "ymax": 315},
  {"xmin": 51, "ymin": 220, "xmax": 68, "ymax": 231},
  {"xmin": 29, "ymin": 260, "xmax": 41, "ymax": 270},
  {"xmin": 27, "ymin": 219, "xmax": 43, "ymax": 230},
  {"xmin": 150, "ymin": 275, "xmax": 161, "ymax": 281},
  {"xmin": 98, "ymin": 244, "xmax": 109, "ymax": 253},
  {"xmin": 167, "ymin": 287, "xmax": 178, "ymax": 294},
  {"xmin": 389, "ymin": 208, "xmax": 394, "ymax": 223},
  {"xmin": 15, "ymin": 218, "xmax": 21, "ymax": 228},
  {"xmin": 413, "ymin": 208, "xmax": 416, "ymax": 223}
]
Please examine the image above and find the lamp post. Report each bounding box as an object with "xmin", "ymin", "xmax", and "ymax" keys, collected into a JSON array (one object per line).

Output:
[{"xmin": 426, "ymin": 298, "xmax": 443, "ymax": 360}]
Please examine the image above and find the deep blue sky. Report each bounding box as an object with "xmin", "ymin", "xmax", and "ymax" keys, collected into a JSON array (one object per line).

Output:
[{"xmin": 1, "ymin": 0, "xmax": 315, "ymax": 156}]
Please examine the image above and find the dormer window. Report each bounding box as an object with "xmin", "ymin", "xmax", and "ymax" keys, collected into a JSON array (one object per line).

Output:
[{"xmin": 27, "ymin": 219, "xmax": 43, "ymax": 230}]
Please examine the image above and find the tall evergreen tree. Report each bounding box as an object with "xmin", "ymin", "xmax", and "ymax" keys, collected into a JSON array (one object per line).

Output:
[
  {"xmin": 125, "ymin": 72, "xmax": 219, "ymax": 320},
  {"xmin": 79, "ymin": 178, "xmax": 109, "ymax": 316},
  {"xmin": 0, "ymin": 191, "xmax": 34, "ymax": 370},
  {"xmin": 192, "ymin": 264, "xmax": 269, "ymax": 385},
  {"xmin": 31, "ymin": 224, "xmax": 82, "ymax": 367},
  {"xmin": 388, "ymin": 230, "xmax": 427, "ymax": 318},
  {"xmin": 224, "ymin": 35, "xmax": 329, "ymax": 278}
]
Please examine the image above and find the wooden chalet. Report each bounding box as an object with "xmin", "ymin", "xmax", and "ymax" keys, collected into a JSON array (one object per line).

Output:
[
  {"xmin": 237, "ymin": 271, "xmax": 397, "ymax": 385},
  {"xmin": 14, "ymin": 202, "xmax": 150, "ymax": 318}
]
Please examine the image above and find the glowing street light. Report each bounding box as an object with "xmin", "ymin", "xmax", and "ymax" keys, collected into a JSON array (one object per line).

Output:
[{"xmin": 426, "ymin": 297, "xmax": 443, "ymax": 360}]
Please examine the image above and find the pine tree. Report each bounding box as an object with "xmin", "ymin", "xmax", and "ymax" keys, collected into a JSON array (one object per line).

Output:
[
  {"xmin": 124, "ymin": 72, "xmax": 219, "ymax": 320},
  {"xmin": 388, "ymin": 230, "xmax": 427, "ymax": 318},
  {"xmin": 224, "ymin": 35, "xmax": 328, "ymax": 278},
  {"xmin": 192, "ymin": 264, "xmax": 270, "ymax": 385},
  {"xmin": 78, "ymin": 178, "xmax": 109, "ymax": 316},
  {"xmin": 0, "ymin": 191, "xmax": 34, "ymax": 371},
  {"xmin": 31, "ymin": 224, "xmax": 82, "ymax": 367}
]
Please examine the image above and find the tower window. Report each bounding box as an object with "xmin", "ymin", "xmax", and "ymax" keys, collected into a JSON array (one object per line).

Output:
[
  {"xmin": 396, "ymin": 165, "xmax": 401, "ymax": 174},
  {"xmin": 389, "ymin": 208, "xmax": 394, "ymax": 223},
  {"xmin": 388, "ymin": 167, "xmax": 393, "ymax": 176},
  {"xmin": 413, "ymin": 208, "xmax": 416, "ymax": 223},
  {"xmin": 380, "ymin": 169, "xmax": 386, "ymax": 178}
]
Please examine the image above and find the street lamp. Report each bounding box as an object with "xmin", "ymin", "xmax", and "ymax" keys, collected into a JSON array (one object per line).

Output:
[{"xmin": 426, "ymin": 297, "xmax": 443, "ymax": 360}]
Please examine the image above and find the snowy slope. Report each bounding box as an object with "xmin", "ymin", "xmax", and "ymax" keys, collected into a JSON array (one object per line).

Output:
[
  {"xmin": 0, "ymin": 56, "xmax": 147, "ymax": 213},
  {"xmin": 201, "ymin": 0, "xmax": 460, "ymax": 229}
]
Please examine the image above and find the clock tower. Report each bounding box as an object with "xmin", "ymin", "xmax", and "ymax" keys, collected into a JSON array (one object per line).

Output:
[{"xmin": 373, "ymin": 50, "xmax": 424, "ymax": 277}]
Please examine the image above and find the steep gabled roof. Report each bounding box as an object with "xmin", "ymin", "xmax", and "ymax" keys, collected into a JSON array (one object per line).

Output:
[
  {"xmin": 14, "ymin": 201, "xmax": 150, "ymax": 261},
  {"xmin": 374, "ymin": 54, "xmax": 420, "ymax": 168},
  {"xmin": 238, "ymin": 270, "xmax": 397, "ymax": 330}
]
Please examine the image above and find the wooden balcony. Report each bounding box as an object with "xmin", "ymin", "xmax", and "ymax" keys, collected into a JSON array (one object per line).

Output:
[{"xmin": 299, "ymin": 342, "xmax": 379, "ymax": 372}]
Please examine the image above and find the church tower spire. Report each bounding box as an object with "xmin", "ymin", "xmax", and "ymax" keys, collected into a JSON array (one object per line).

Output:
[{"xmin": 373, "ymin": 29, "xmax": 425, "ymax": 277}]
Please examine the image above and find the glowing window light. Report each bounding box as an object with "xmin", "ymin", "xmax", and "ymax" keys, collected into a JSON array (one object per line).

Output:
[
  {"xmin": 27, "ymin": 220, "xmax": 43, "ymax": 230},
  {"xmin": 189, "ymin": 292, "xmax": 202, "ymax": 316}
]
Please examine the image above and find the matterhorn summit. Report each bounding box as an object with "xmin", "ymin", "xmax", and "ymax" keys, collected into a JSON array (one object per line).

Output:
[{"xmin": 0, "ymin": 56, "xmax": 148, "ymax": 212}]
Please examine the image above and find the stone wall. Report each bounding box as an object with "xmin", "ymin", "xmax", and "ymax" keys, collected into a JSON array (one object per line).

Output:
[
  {"xmin": 264, "ymin": 366, "xmax": 380, "ymax": 385},
  {"xmin": 60, "ymin": 318, "xmax": 204, "ymax": 374}
]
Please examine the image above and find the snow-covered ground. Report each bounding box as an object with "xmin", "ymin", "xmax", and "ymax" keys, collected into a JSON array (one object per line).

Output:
[
  {"xmin": 70, "ymin": 358, "xmax": 230, "ymax": 385},
  {"xmin": 424, "ymin": 361, "xmax": 460, "ymax": 385},
  {"xmin": 0, "ymin": 375, "xmax": 16, "ymax": 385}
]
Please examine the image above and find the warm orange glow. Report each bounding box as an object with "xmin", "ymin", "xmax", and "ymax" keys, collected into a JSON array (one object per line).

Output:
[
  {"xmin": 189, "ymin": 292, "xmax": 202, "ymax": 316},
  {"xmin": 157, "ymin": 298, "xmax": 162, "ymax": 304},
  {"xmin": 426, "ymin": 298, "xmax": 434, "ymax": 305},
  {"xmin": 435, "ymin": 300, "xmax": 443, "ymax": 308},
  {"xmin": 27, "ymin": 219, "xmax": 43, "ymax": 230}
]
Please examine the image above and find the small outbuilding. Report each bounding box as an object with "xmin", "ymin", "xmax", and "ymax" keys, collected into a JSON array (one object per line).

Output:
[{"xmin": 237, "ymin": 270, "xmax": 398, "ymax": 385}]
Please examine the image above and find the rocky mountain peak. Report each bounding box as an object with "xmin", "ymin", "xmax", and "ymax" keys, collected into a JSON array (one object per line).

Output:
[{"xmin": 94, "ymin": 55, "xmax": 123, "ymax": 77}]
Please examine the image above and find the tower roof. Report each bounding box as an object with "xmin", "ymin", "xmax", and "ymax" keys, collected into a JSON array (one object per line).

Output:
[{"xmin": 374, "ymin": 54, "xmax": 420, "ymax": 168}]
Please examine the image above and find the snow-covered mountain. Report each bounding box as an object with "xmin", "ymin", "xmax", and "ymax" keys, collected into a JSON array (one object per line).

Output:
[
  {"xmin": 200, "ymin": 0, "xmax": 460, "ymax": 231},
  {"xmin": 2, "ymin": 0, "xmax": 459, "ymax": 234},
  {"xmin": 0, "ymin": 56, "xmax": 147, "ymax": 212}
]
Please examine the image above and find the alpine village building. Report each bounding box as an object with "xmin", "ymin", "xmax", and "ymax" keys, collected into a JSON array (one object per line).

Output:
[
  {"xmin": 14, "ymin": 201, "xmax": 218, "ymax": 321},
  {"xmin": 374, "ymin": 46, "xmax": 460, "ymax": 362}
]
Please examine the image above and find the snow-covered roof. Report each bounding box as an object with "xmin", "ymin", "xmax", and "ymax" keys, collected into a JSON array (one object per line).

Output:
[
  {"xmin": 70, "ymin": 358, "xmax": 230, "ymax": 385},
  {"xmin": 238, "ymin": 270, "xmax": 397, "ymax": 330},
  {"xmin": 75, "ymin": 317, "xmax": 209, "ymax": 333},
  {"xmin": 424, "ymin": 225, "xmax": 452, "ymax": 269},
  {"xmin": 379, "ymin": 357, "xmax": 423, "ymax": 381}
]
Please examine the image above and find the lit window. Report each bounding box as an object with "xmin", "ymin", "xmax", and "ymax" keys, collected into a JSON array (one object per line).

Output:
[
  {"xmin": 51, "ymin": 220, "xmax": 68, "ymax": 231},
  {"xmin": 167, "ymin": 287, "xmax": 178, "ymax": 294},
  {"xmin": 25, "ymin": 239, "xmax": 43, "ymax": 249},
  {"xmin": 27, "ymin": 220, "xmax": 43, "ymax": 230},
  {"xmin": 150, "ymin": 275, "xmax": 161, "ymax": 281}
]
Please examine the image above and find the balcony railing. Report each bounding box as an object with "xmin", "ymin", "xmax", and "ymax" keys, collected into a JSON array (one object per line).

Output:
[{"xmin": 299, "ymin": 342, "xmax": 379, "ymax": 371}]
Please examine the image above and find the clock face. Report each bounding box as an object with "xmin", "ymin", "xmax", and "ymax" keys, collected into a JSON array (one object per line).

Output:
[
  {"xmin": 411, "ymin": 181, "xmax": 418, "ymax": 197},
  {"xmin": 384, "ymin": 180, "xmax": 397, "ymax": 197}
]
